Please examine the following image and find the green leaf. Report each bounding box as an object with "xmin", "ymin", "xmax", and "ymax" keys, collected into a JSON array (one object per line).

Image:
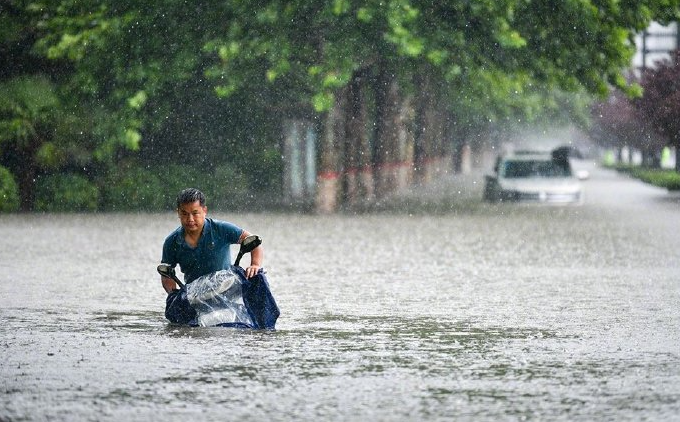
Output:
[
  {"xmin": 312, "ymin": 91, "xmax": 334, "ymax": 112},
  {"xmin": 124, "ymin": 129, "xmax": 141, "ymax": 150},
  {"xmin": 426, "ymin": 49, "xmax": 448, "ymax": 66},
  {"xmin": 215, "ymin": 84, "xmax": 237, "ymax": 98},
  {"xmin": 356, "ymin": 7, "xmax": 373, "ymax": 22},
  {"xmin": 127, "ymin": 90, "xmax": 147, "ymax": 110},
  {"xmin": 322, "ymin": 71, "xmax": 350, "ymax": 89},
  {"xmin": 333, "ymin": 0, "xmax": 350, "ymax": 15},
  {"xmin": 35, "ymin": 142, "xmax": 65, "ymax": 168},
  {"xmin": 497, "ymin": 30, "xmax": 527, "ymax": 48}
]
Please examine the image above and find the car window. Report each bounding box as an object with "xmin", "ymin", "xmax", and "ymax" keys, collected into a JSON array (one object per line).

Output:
[{"xmin": 501, "ymin": 159, "xmax": 572, "ymax": 178}]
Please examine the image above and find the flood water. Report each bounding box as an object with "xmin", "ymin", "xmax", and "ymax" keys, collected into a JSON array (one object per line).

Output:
[{"xmin": 2, "ymin": 165, "xmax": 679, "ymax": 421}]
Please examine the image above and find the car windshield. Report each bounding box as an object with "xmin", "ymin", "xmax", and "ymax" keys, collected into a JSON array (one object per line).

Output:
[{"xmin": 501, "ymin": 159, "xmax": 572, "ymax": 178}]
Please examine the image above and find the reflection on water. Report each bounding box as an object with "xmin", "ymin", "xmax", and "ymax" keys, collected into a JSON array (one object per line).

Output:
[{"xmin": 1, "ymin": 167, "xmax": 680, "ymax": 421}]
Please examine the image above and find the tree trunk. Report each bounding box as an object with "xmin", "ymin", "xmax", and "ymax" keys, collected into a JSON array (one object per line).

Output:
[
  {"xmin": 414, "ymin": 74, "xmax": 449, "ymax": 184},
  {"xmin": 413, "ymin": 74, "xmax": 429, "ymax": 185},
  {"xmin": 315, "ymin": 93, "xmax": 345, "ymax": 213},
  {"xmin": 451, "ymin": 132, "xmax": 473, "ymax": 175},
  {"xmin": 428, "ymin": 90, "xmax": 447, "ymax": 181},
  {"xmin": 343, "ymin": 72, "xmax": 374, "ymax": 206},
  {"xmin": 17, "ymin": 162, "xmax": 36, "ymax": 212},
  {"xmin": 15, "ymin": 140, "xmax": 40, "ymax": 211},
  {"xmin": 640, "ymin": 148, "xmax": 657, "ymax": 168},
  {"xmin": 396, "ymin": 95, "xmax": 414, "ymax": 190},
  {"xmin": 372, "ymin": 67, "xmax": 402, "ymax": 198}
]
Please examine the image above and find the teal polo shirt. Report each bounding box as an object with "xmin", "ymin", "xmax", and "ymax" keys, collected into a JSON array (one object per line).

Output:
[{"xmin": 161, "ymin": 218, "xmax": 243, "ymax": 283}]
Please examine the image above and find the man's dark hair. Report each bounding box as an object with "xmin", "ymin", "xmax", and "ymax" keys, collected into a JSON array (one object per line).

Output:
[{"xmin": 176, "ymin": 188, "xmax": 206, "ymax": 209}]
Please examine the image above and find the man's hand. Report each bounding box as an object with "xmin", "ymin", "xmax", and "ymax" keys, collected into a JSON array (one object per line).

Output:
[
  {"xmin": 245, "ymin": 265, "xmax": 260, "ymax": 279},
  {"xmin": 161, "ymin": 276, "xmax": 177, "ymax": 293},
  {"xmin": 239, "ymin": 230, "xmax": 263, "ymax": 278}
]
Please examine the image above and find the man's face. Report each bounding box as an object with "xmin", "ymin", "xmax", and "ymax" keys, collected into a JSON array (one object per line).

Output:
[{"xmin": 177, "ymin": 201, "xmax": 207, "ymax": 235}]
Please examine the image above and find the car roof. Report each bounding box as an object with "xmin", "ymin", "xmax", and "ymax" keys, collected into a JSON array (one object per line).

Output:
[
  {"xmin": 500, "ymin": 152, "xmax": 553, "ymax": 161},
  {"xmin": 512, "ymin": 149, "xmax": 551, "ymax": 155}
]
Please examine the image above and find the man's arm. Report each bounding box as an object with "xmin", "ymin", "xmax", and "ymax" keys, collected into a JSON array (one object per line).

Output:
[{"xmin": 161, "ymin": 234, "xmax": 178, "ymax": 293}]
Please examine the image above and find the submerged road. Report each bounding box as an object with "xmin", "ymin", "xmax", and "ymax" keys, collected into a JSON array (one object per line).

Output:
[{"xmin": 1, "ymin": 164, "xmax": 679, "ymax": 421}]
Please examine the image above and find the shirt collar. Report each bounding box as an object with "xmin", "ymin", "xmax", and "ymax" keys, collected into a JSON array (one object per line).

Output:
[{"xmin": 177, "ymin": 218, "xmax": 212, "ymax": 247}]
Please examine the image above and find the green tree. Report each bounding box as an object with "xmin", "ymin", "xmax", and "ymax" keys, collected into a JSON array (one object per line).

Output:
[
  {"xmin": 32, "ymin": 0, "xmax": 280, "ymax": 193},
  {"xmin": 636, "ymin": 50, "xmax": 680, "ymax": 171},
  {"xmin": 203, "ymin": 0, "xmax": 679, "ymax": 207},
  {"xmin": 34, "ymin": 173, "xmax": 100, "ymax": 212},
  {"xmin": 0, "ymin": 165, "xmax": 20, "ymax": 212},
  {"xmin": 0, "ymin": 0, "xmax": 144, "ymax": 210},
  {"xmin": 4, "ymin": 0, "xmax": 679, "ymax": 211},
  {"xmin": 0, "ymin": 76, "xmax": 60, "ymax": 210}
]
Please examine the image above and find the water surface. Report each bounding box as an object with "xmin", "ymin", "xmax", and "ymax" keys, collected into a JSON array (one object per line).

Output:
[{"xmin": 1, "ymin": 166, "xmax": 679, "ymax": 421}]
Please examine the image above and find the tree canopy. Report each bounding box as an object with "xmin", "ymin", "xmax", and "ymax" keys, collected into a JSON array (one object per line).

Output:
[
  {"xmin": 1, "ymin": 0, "xmax": 678, "ymax": 210},
  {"xmin": 637, "ymin": 50, "xmax": 680, "ymax": 151}
]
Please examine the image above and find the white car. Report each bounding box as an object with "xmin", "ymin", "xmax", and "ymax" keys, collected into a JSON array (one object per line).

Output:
[{"xmin": 483, "ymin": 151, "xmax": 585, "ymax": 204}]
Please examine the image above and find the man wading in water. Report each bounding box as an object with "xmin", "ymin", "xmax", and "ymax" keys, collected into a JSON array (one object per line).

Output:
[{"xmin": 160, "ymin": 188, "xmax": 263, "ymax": 294}]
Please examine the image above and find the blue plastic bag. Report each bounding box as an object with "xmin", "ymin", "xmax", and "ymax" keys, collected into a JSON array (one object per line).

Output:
[{"xmin": 164, "ymin": 267, "xmax": 279, "ymax": 329}]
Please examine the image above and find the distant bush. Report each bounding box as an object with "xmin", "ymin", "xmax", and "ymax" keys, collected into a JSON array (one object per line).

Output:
[
  {"xmin": 34, "ymin": 174, "xmax": 100, "ymax": 212},
  {"xmin": 158, "ymin": 163, "xmax": 250, "ymax": 211},
  {"xmin": 0, "ymin": 166, "xmax": 20, "ymax": 212},
  {"xmin": 100, "ymin": 166, "xmax": 166, "ymax": 211},
  {"xmin": 154, "ymin": 164, "xmax": 205, "ymax": 210},
  {"xmin": 249, "ymin": 147, "xmax": 283, "ymax": 193},
  {"xmin": 100, "ymin": 163, "xmax": 250, "ymax": 211},
  {"xmin": 204, "ymin": 164, "xmax": 249, "ymax": 210},
  {"xmin": 630, "ymin": 168, "xmax": 680, "ymax": 190},
  {"xmin": 607, "ymin": 164, "xmax": 680, "ymax": 191}
]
